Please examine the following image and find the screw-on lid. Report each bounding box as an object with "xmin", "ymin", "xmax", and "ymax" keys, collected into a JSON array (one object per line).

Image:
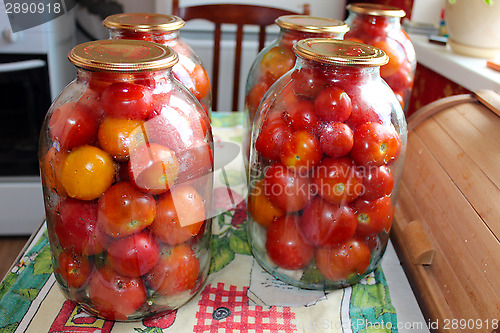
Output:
[
  {"xmin": 293, "ymin": 38, "xmax": 388, "ymax": 67},
  {"xmin": 346, "ymin": 3, "xmax": 406, "ymax": 17},
  {"xmin": 68, "ymin": 39, "xmax": 178, "ymax": 72},
  {"xmin": 103, "ymin": 13, "xmax": 185, "ymax": 32},
  {"xmin": 275, "ymin": 15, "xmax": 350, "ymax": 34}
]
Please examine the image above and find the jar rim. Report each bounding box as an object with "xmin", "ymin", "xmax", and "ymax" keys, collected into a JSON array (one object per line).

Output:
[
  {"xmin": 68, "ymin": 39, "xmax": 178, "ymax": 72},
  {"xmin": 103, "ymin": 13, "xmax": 185, "ymax": 32},
  {"xmin": 275, "ymin": 15, "xmax": 350, "ymax": 34},
  {"xmin": 294, "ymin": 38, "xmax": 388, "ymax": 67},
  {"xmin": 346, "ymin": 3, "xmax": 406, "ymax": 17}
]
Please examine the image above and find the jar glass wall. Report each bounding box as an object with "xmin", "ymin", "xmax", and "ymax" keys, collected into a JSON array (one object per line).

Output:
[
  {"xmin": 39, "ymin": 39, "xmax": 213, "ymax": 321},
  {"xmin": 247, "ymin": 39, "xmax": 407, "ymax": 290}
]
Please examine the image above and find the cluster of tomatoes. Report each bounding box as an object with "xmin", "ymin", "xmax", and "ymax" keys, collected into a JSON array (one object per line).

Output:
[
  {"xmin": 245, "ymin": 30, "xmax": 344, "ymax": 124},
  {"xmin": 115, "ymin": 30, "xmax": 211, "ymax": 115},
  {"xmin": 248, "ymin": 63, "xmax": 401, "ymax": 286},
  {"xmin": 344, "ymin": 14, "xmax": 415, "ymax": 111},
  {"xmin": 41, "ymin": 71, "xmax": 212, "ymax": 320}
]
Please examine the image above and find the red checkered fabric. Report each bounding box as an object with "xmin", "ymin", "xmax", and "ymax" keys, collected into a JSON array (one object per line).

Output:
[{"xmin": 194, "ymin": 282, "xmax": 296, "ymax": 333}]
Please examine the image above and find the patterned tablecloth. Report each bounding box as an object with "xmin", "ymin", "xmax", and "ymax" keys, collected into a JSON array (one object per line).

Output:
[{"xmin": 0, "ymin": 113, "xmax": 398, "ymax": 333}]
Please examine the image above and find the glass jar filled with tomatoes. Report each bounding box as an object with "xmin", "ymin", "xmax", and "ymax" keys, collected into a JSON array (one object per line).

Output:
[
  {"xmin": 39, "ymin": 39, "xmax": 213, "ymax": 321},
  {"xmin": 247, "ymin": 38, "xmax": 406, "ymax": 290},
  {"xmin": 243, "ymin": 16, "xmax": 349, "ymax": 166},
  {"xmin": 104, "ymin": 13, "xmax": 211, "ymax": 117},
  {"xmin": 344, "ymin": 3, "xmax": 416, "ymax": 115}
]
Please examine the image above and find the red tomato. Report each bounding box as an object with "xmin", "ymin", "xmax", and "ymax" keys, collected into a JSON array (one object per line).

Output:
[
  {"xmin": 280, "ymin": 131, "xmax": 322, "ymax": 173},
  {"xmin": 353, "ymin": 14, "xmax": 389, "ymax": 39},
  {"xmin": 290, "ymin": 66, "xmax": 327, "ymax": 99},
  {"xmin": 146, "ymin": 243, "xmax": 200, "ymax": 295},
  {"xmin": 279, "ymin": 83, "xmax": 300, "ymax": 109},
  {"xmin": 312, "ymin": 157, "xmax": 363, "ymax": 205},
  {"xmin": 326, "ymin": 68, "xmax": 369, "ymax": 94},
  {"xmin": 175, "ymin": 138, "xmax": 213, "ymax": 185},
  {"xmin": 345, "ymin": 90, "xmax": 382, "ymax": 130},
  {"xmin": 97, "ymin": 117, "xmax": 145, "ymax": 161},
  {"xmin": 88, "ymin": 265, "xmax": 147, "ymax": 320},
  {"xmin": 359, "ymin": 165, "xmax": 394, "ymax": 200},
  {"xmin": 150, "ymin": 185, "xmax": 205, "ymax": 245},
  {"xmin": 248, "ymin": 180, "xmax": 285, "ymax": 228},
  {"xmin": 107, "ymin": 230, "xmax": 160, "ymax": 277},
  {"xmin": 255, "ymin": 120, "xmax": 292, "ymax": 161},
  {"xmin": 350, "ymin": 122, "xmax": 401, "ymax": 166},
  {"xmin": 49, "ymin": 102, "xmax": 99, "ymax": 150},
  {"xmin": 300, "ymin": 196, "xmax": 357, "ymax": 247},
  {"xmin": 54, "ymin": 198, "xmax": 108, "ymax": 255},
  {"xmin": 319, "ymin": 122, "xmax": 354, "ymax": 158},
  {"xmin": 315, "ymin": 238, "xmax": 371, "ymax": 281},
  {"xmin": 98, "ymin": 181, "xmax": 156, "ymax": 238},
  {"xmin": 263, "ymin": 162, "xmax": 312, "ymax": 212},
  {"xmin": 314, "ymin": 86, "xmax": 352, "ymax": 123},
  {"xmin": 266, "ymin": 215, "xmax": 314, "ymax": 270},
  {"xmin": 55, "ymin": 250, "xmax": 92, "ymax": 289},
  {"xmin": 75, "ymin": 89, "xmax": 104, "ymax": 119},
  {"xmin": 283, "ymin": 99, "xmax": 321, "ymax": 136},
  {"xmin": 351, "ymin": 196, "xmax": 392, "ymax": 236},
  {"xmin": 143, "ymin": 108, "xmax": 207, "ymax": 153},
  {"xmin": 260, "ymin": 46, "xmax": 295, "ymax": 81},
  {"xmin": 101, "ymin": 82, "xmax": 154, "ymax": 119},
  {"xmin": 128, "ymin": 143, "xmax": 180, "ymax": 195}
]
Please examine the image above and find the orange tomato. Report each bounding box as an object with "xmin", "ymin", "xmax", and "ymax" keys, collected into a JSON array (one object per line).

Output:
[
  {"xmin": 190, "ymin": 64, "xmax": 210, "ymax": 101},
  {"xmin": 61, "ymin": 145, "xmax": 115, "ymax": 200},
  {"xmin": 248, "ymin": 180, "xmax": 285, "ymax": 227},
  {"xmin": 260, "ymin": 46, "xmax": 295, "ymax": 81},
  {"xmin": 42, "ymin": 146, "xmax": 67, "ymax": 196},
  {"xmin": 98, "ymin": 117, "xmax": 145, "ymax": 161},
  {"xmin": 372, "ymin": 38, "xmax": 405, "ymax": 78},
  {"xmin": 150, "ymin": 185, "xmax": 205, "ymax": 244}
]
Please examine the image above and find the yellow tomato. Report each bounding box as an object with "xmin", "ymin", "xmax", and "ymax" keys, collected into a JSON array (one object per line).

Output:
[{"xmin": 61, "ymin": 145, "xmax": 115, "ymax": 200}]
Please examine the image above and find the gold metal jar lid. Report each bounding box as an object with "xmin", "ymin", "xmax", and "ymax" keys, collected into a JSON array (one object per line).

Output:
[
  {"xmin": 294, "ymin": 38, "xmax": 388, "ymax": 67},
  {"xmin": 276, "ymin": 15, "xmax": 350, "ymax": 34},
  {"xmin": 68, "ymin": 39, "xmax": 178, "ymax": 72},
  {"xmin": 103, "ymin": 13, "xmax": 185, "ymax": 32},
  {"xmin": 346, "ymin": 3, "xmax": 406, "ymax": 17}
]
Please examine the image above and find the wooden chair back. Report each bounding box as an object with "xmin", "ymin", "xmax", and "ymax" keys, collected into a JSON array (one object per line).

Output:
[{"xmin": 172, "ymin": 0, "xmax": 310, "ymax": 111}]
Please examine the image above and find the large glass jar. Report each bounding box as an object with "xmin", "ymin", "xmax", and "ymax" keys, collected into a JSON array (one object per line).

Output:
[
  {"xmin": 104, "ymin": 13, "xmax": 211, "ymax": 117},
  {"xmin": 39, "ymin": 39, "xmax": 213, "ymax": 321},
  {"xmin": 247, "ymin": 38, "xmax": 407, "ymax": 290},
  {"xmin": 243, "ymin": 16, "xmax": 349, "ymax": 165},
  {"xmin": 344, "ymin": 3, "xmax": 416, "ymax": 115}
]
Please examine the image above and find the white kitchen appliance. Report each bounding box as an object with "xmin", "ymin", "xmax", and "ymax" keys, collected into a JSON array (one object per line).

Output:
[{"xmin": 0, "ymin": 0, "xmax": 75, "ymax": 235}]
